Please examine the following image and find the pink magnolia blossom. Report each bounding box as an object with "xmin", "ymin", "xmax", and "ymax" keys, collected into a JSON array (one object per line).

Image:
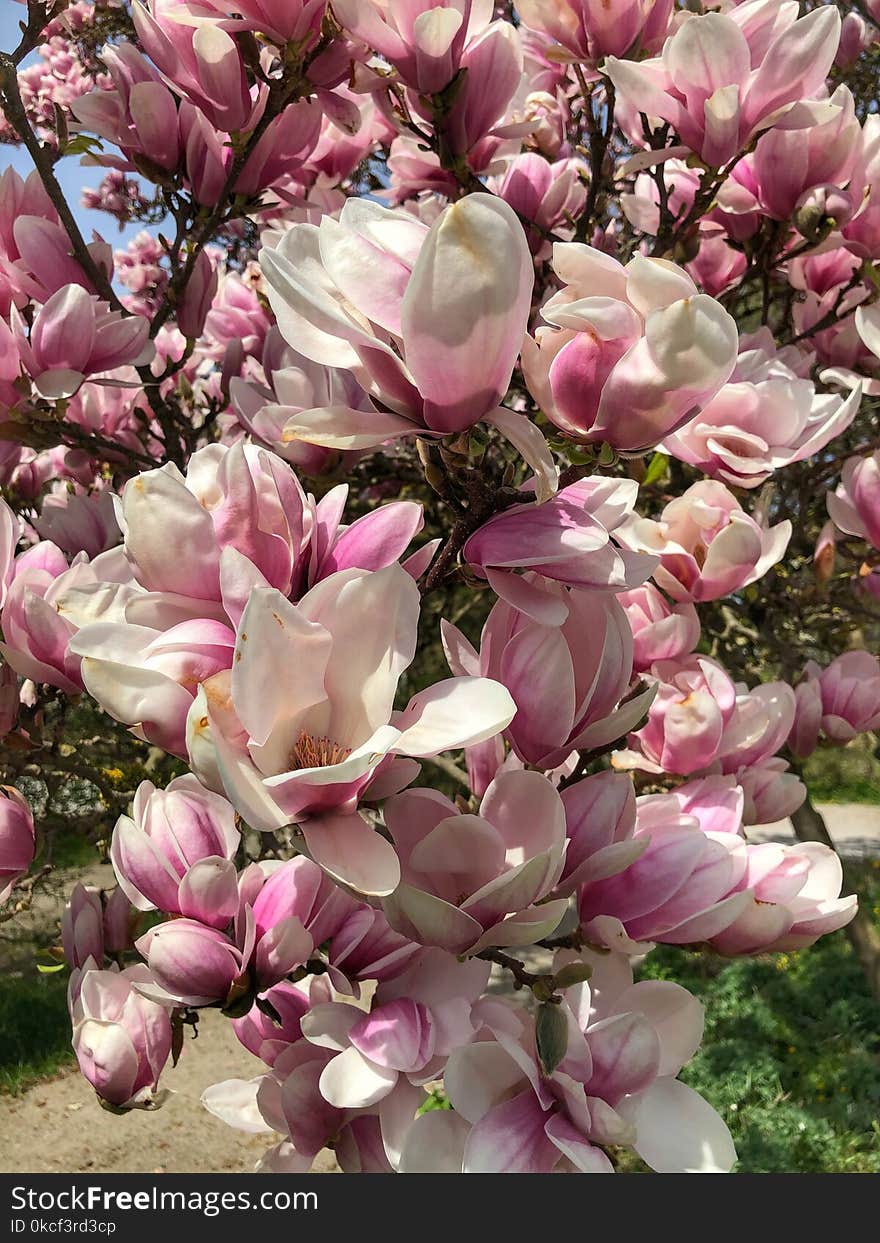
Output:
[
  {"xmin": 70, "ymin": 41, "xmax": 183, "ymax": 176},
  {"xmin": 0, "ymin": 543, "xmax": 135, "ymax": 694},
  {"xmin": 463, "ymin": 478, "xmax": 657, "ymax": 625},
  {"xmin": 663, "ymin": 330, "xmax": 860, "ymax": 489},
  {"xmin": 0, "ymin": 786, "xmax": 35, "ymax": 904},
  {"xmin": 517, "ymin": 0, "xmax": 673, "ymax": 64},
  {"xmin": 301, "ymin": 949, "xmax": 489, "ymax": 1112},
  {"xmin": 70, "ymin": 964, "xmax": 173, "ymax": 1108},
  {"xmin": 751, "ymin": 84, "xmax": 861, "ymax": 221},
  {"xmin": 605, "ymin": 6, "xmax": 841, "ymax": 168},
  {"xmin": 718, "ymin": 678, "xmax": 796, "ymax": 766},
  {"xmin": 844, "ymin": 113, "xmax": 880, "ymax": 258},
  {"xmin": 737, "ymin": 757, "xmax": 805, "ymax": 826},
  {"xmin": 443, "ymin": 582, "xmax": 655, "ymax": 772},
  {"xmin": 136, "ymin": 861, "xmax": 317, "ymax": 1007},
  {"xmin": 135, "ymin": 920, "xmax": 245, "ymax": 1006},
  {"xmin": 827, "ymin": 450, "xmax": 880, "ymax": 550},
  {"xmin": 220, "ymin": 1034, "xmax": 404, "ymax": 1171},
  {"xmin": 616, "ymin": 480, "xmax": 791, "ymax": 603},
  {"xmin": 616, "ymin": 655, "xmax": 738, "ymax": 776},
  {"xmin": 383, "ymin": 770, "xmax": 569, "ymax": 954},
  {"xmin": 132, "ymin": 1, "xmax": 255, "ymax": 133},
  {"xmin": 0, "ymin": 166, "xmax": 63, "ymax": 314},
  {"xmin": 328, "ymin": 904, "xmax": 421, "ymax": 990},
  {"xmin": 70, "ymin": 615, "xmax": 237, "ymax": 757},
  {"xmin": 619, "ymin": 583, "xmax": 700, "ymax": 673},
  {"xmin": 232, "ymin": 980, "xmax": 313, "ymax": 1067},
  {"xmin": 68, "ymin": 447, "xmax": 429, "ymax": 755},
  {"xmin": 32, "ymin": 489, "xmax": 120, "ymax": 560},
  {"xmin": 111, "ymin": 775, "xmax": 240, "ymax": 926},
  {"xmin": 492, "ymin": 153, "xmax": 587, "ymax": 257},
  {"xmin": 185, "ymin": 564, "xmax": 516, "ymax": 895},
  {"xmin": 230, "ymin": 331, "xmax": 372, "ymax": 475},
  {"xmin": 18, "ymin": 285, "xmax": 152, "ymax": 401},
  {"xmin": 109, "ymin": 441, "xmax": 424, "ymax": 615},
  {"xmin": 409, "ymin": 953, "xmax": 733, "ymax": 1173},
  {"xmin": 201, "ymin": 271, "xmax": 271, "ymax": 361},
  {"xmin": 260, "ymin": 194, "xmax": 539, "ymax": 445},
  {"xmin": 9, "ymin": 214, "xmax": 113, "ymax": 305},
  {"xmin": 332, "ymin": 1, "xmax": 491, "ymax": 95},
  {"xmin": 521, "ymin": 243, "xmax": 738, "ymax": 451},
  {"xmin": 578, "ymin": 791, "xmax": 856, "ymax": 955},
  {"xmin": 553, "ymin": 769, "xmax": 639, "ymax": 897},
  {"xmin": 789, "ymin": 652, "xmax": 880, "ymax": 757},
  {"xmin": 179, "ymin": 0, "xmax": 327, "ymax": 48},
  {"xmin": 62, "ymin": 883, "xmax": 105, "ymax": 971},
  {"xmin": 0, "ymin": 498, "xmax": 21, "ymax": 609}
]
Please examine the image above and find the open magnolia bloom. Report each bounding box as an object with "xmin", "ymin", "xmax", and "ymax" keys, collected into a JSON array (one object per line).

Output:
[
  {"xmin": 260, "ymin": 193, "xmax": 533, "ymax": 443},
  {"xmin": 662, "ymin": 330, "xmax": 861, "ymax": 489},
  {"xmin": 521, "ymin": 243, "xmax": 738, "ymax": 452},
  {"xmin": 259, "ymin": 194, "xmax": 557, "ymax": 492},
  {"xmin": 400, "ymin": 950, "xmax": 735, "ymax": 1174},
  {"xmin": 382, "ymin": 770, "xmax": 569, "ymax": 954},
  {"xmin": 186, "ymin": 563, "xmax": 516, "ymax": 895}
]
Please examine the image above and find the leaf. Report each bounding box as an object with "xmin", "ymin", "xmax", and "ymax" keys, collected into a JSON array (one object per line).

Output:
[
  {"xmin": 643, "ymin": 452, "xmax": 669, "ymax": 487},
  {"xmin": 62, "ymin": 134, "xmax": 105, "ymax": 157},
  {"xmin": 36, "ymin": 962, "xmax": 66, "ymax": 974}
]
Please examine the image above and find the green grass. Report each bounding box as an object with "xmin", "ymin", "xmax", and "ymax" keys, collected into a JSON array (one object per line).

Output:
[
  {"xmin": 0, "ymin": 969, "xmax": 75, "ymax": 1095},
  {"xmin": 637, "ymin": 861, "xmax": 880, "ymax": 1173},
  {"xmin": 803, "ymin": 741, "xmax": 880, "ymax": 804}
]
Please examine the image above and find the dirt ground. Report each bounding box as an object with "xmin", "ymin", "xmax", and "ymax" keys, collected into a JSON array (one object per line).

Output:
[
  {"xmin": 0, "ymin": 1009, "xmax": 341, "ymax": 1174},
  {"xmin": 1, "ymin": 803, "xmax": 878, "ymax": 1174}
]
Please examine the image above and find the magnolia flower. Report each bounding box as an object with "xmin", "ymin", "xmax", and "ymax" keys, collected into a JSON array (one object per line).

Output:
[
  {"xmin": 406, "ymin": 953, "xmax": 734, "ymax": 1173},
  {"xmin": 136, "ymin": 865, "xmax": 316, "ymax": 1007},
  {"xmin": 616, "ymin": 656, "xmax": 737, "ymax": 776},
  {"xmin": 383, "ymin": 770, "xmax": 569, "ymax": 954},
  {"xmin": 521, "ymin": 243, "xmax": 738, "ymax": 451},
  {"xmin": 300, "ymin": 950, "xmax": 490, "ymax": 1112},
  {"xmin": 578, "ymin": 792, "xmax": 856, "ymax": 955},
  {"xmin": 788, "ymin": 652, "xmax": 880, "ymax": 757},
  {"xmin": 493, "ymin": 154, "xmax": 587, "ymax": 257},
  {"xmin": 517, "ymin": 0, "xmax": 673, "ymax": 64},
  {"xmin": 62, "ymin": 884, "xmax": 105, "ymax": 971},
  {"xmin": 751, "ymin": 84, "xmax": 861, "ymax": 222},
  {"xmin": 443, "ymin": 581, "xmax": 655, "ymax": 771},
  {"xmin": 0, "ymin": 543, "xmax": 136, "ymax": 694},
  {"xmin": 32, "ymin": 489, "xmax": 121, "ymax": 560},
  {"xmin": 616, "ymin": 480, "xmax": 791, "ymax": 603},
  {"xmin": 186, "ymin": 563, "xmax": 516, "ymax": 895},
  {"xmin": 111, "ymin": 775, "xmax": 240, "ymax": 926},
  {"xmin": 663, "ymin": 330, "xmax": 861, "ymax": 489},
  {"xmin": 463, "ymin": 478, "xmax": 657, "ymax": 624},
  {"xmin": 132, "ymin": 1, "xmax": 255, "ymax": 133},
  {"xmin": 70, "ymin": 965, "xmax": 173, "ymax": 1109},
  {"xmin": 827, "ymin": 450, "xmax": 880, "ymax": 550},
  {"xmin": 19, "ymin": 285, "xmax": 152, "ymax": 400},
  {"xmin": 605, "ymin": 6, "xmax": 841, "ymax": 167},
  {"xmin": 619, "ymin": 583, "xmax": 700, "ymax": 673},
  {"xmin": 260, "ymin": 194, "xmax": 548, "ymax": 471},
  {"xmin": 0, "ymin": 786, "xmax": 35, "ymax": 904},
  {"xmin": 331, "ymin": 0, "xmax": 491, "ymax": 95}
]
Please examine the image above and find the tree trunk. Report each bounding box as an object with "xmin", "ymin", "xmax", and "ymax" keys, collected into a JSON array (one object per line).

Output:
[{"xmin": 790, "ymin": 794, "xmax": 880, "ymax": 1001}]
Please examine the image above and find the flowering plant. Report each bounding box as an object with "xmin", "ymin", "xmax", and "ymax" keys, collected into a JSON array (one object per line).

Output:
[{"xmin": 0, "ymin": 0, "xmax": 877, "ymax": 1176}]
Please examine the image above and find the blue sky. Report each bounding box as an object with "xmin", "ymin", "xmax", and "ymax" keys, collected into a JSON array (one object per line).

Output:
[{"xmin": 0, "ymin": 5, "xmax": 153, "ymax": 251}]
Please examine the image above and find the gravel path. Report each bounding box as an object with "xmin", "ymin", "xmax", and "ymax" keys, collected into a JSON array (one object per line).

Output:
[{"xmin": 749, "ymin": 802, "xmax": 880, "ymax": 857}]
